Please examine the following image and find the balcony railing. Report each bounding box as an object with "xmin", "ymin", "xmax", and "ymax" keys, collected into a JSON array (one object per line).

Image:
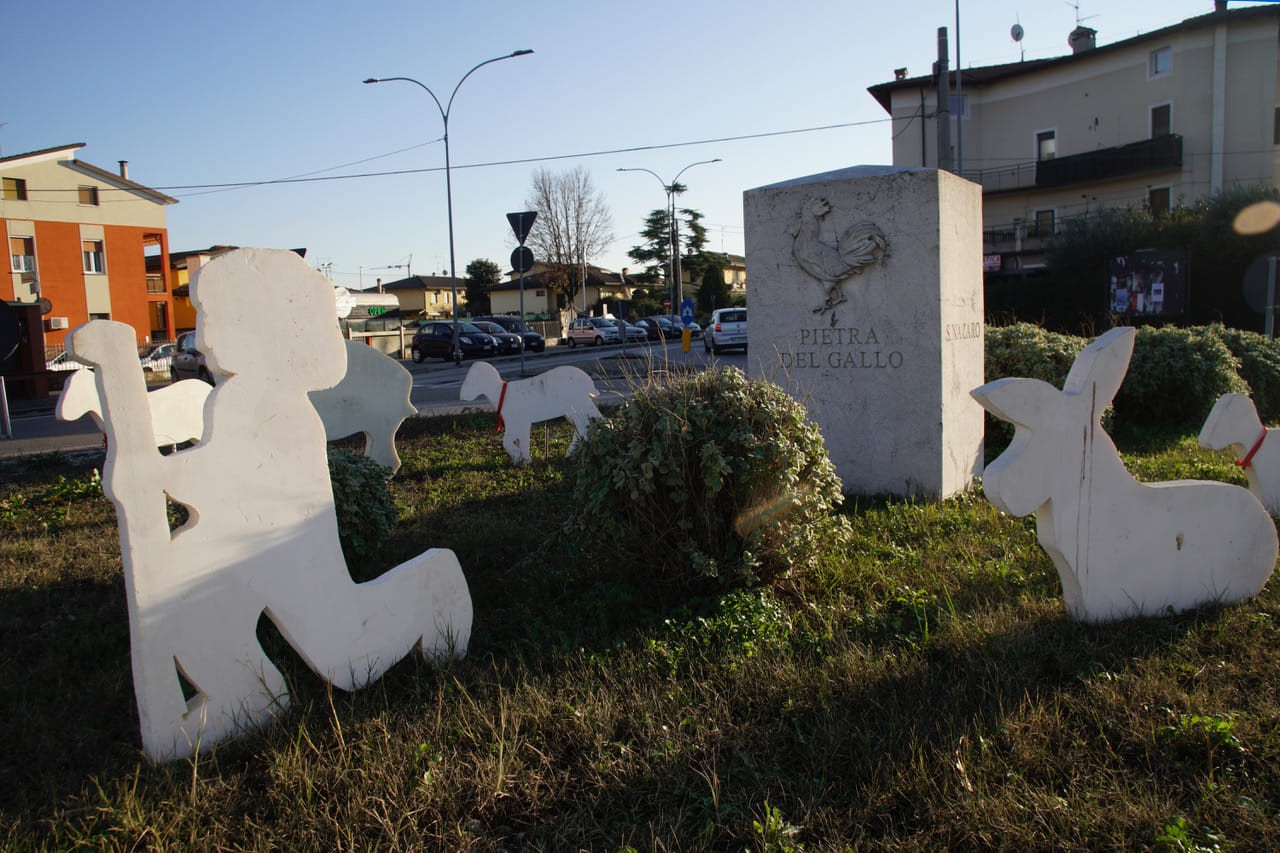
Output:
[
  {"xmin": 962, "ymin": 134, "xmax": 1183, "ymax": 194},
  {"xmin": 1036, "ymin": 134, "xmax": 1182, "ymax": 188},
  {"xmin": 146, "ymin": 275, "xmax": 166, "ymax": 294}
]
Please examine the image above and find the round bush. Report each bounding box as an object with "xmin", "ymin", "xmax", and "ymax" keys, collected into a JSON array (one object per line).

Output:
[{"xmin": 566, "ymin": 367, "xmax": 845, "ymax": 592}]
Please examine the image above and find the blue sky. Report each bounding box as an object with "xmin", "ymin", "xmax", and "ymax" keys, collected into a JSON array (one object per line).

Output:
[{"xmin": 2, "ymin": 1, "xmax": 1251, "ymax": 290}]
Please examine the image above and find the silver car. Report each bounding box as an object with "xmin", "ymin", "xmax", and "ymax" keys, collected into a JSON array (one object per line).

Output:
[{"xmin": 565, "ymin": 317, "xmax": 620, "ymax": 347}]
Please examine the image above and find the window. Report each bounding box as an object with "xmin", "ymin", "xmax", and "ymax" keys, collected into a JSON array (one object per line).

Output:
[
  {"xmin": 148, "ymin": 302, "xmax": 169, "ymax": 338},
  {"xmin": 2, "ymin": 177, "xmax": 27, "ymax": 200},
  {"xmin": 146, "ymin": 275, "xmax": 166, "ymax": 294},
  {"xmin": 78, "ymin": 185, "xmax": 99, "ymax": 206},
  {"xmin": 1274, "ymin": 106, "xmax": 1280, "ymax": 145},
  {"xmin": 1151, "ymin": 103, "xmax": 1172, "ymax": 138},
  {"xmin": 82, "ymin": 240, "xmax": 105, "ymax": 274},
  {"xmin": 1036, "ymin": 130, "xmax": 1057, "ymax": 161},
  {"xmin": 1033, "ymin": 209, "xmax": 1056, "ymax": 237},
  {"xmin": 1148, "ymin": 186, "xmax": 1171, "ymax": 214},
  {"xmin": 9, "ymin": 236, "xmax": 35, "ymax": 272},
  {"xmin": 1150, "ymin": 46, "xmax": 1172, "ymax": 77}
]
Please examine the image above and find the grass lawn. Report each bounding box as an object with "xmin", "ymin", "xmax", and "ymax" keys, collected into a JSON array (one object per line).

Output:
[{"xmin": 2, "ymin": 414, "xmax": 1279, "ymax": 850}]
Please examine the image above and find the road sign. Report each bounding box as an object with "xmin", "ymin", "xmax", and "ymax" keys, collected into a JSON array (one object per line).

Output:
[
  {"xmin": 506, "ymin": 211, "xmax": 538, "ymax": 246},
  {"xmin": 680, "ymin": 297, "xmax": 695, "ymax": 326},
  {"xmin": 511, "ymin": 246, "xmax": 535, "ymax": 274},
  {"xmin": 663, "ymin": 298, "xmax": 671, "ymax": 309}
]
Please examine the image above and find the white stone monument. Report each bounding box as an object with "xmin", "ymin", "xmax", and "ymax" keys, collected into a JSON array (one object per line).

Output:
[
  {"xmin": 973, "ymin": 327, "xmax": 1277, "ymax": 623},
  {"xmin": 744, "ymin": 166, "xmax": 984, "ymax": 498},
  {"xmin": 65, "ymin": 248, "xmax": 471, "ymax": 761}
]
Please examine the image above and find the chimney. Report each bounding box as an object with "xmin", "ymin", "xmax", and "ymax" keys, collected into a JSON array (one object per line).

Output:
[
  {"xmin": 1214, "ymin": 0, "xmax": 1227, "ymax": 11},
  {"xmin": 894, "ymin": 67, "xmax": 908, "ymax": 81},
  {"xmin": 1069, "ymin": 25, "xmax": 1097, "ymax": 54},
  {"xmin": 118, "ymin": 160, "xmax": 129, "ymax": 180}
]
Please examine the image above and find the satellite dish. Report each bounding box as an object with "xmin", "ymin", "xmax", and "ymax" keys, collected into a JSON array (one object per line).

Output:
[{"xmin": 1011, "ymin": 23, "xmax": 1024, "ymax": 42}]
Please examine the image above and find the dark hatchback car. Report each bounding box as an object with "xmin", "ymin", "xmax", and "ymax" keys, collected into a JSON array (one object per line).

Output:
[
  {"xmin": 411, "ymin": 321, "xmax": 497, "ymax": 362},
  {"xmin": 472, "ymin": 315, "xmax": 546, "ymax": 353},
  {"xmin": 470, "ymin": 320, "xmax": 523, "ymax": 355},
  {"xmin": 636, "ymin": 316, "xmax": 680, "ymax": 341}
]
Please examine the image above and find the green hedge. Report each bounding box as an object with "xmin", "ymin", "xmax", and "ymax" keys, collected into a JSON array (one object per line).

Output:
[{"xmin": 984, "ymin": 323, "xmax": 1280, "ymax": 433}]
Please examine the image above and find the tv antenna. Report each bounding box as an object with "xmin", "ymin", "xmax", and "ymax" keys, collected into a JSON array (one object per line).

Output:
[
  {"xmin": 1011, "ymin": 16, "xmax": 1025, "ymax": 61},
  {"xmin": 1065, "ymin": 1, "xmax": 1098, "ymax": 28}
]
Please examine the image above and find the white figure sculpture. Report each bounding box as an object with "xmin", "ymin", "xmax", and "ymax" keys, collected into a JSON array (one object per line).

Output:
[
  {"xmin": 310, "ymin": 342, "xmax": 417, "ymax": 474},
  {"xmin": 971, "ymin": 327, "xmax": 1277, "ymax": 623},
  {"xmin": 65, "ymin": 248, "xmax": 471, "ymax": 761},
  {"xmin": 57, "ymin": 340, "xmax": 416, "ymax": 474},
  {"xmin": 59, "ymin": 371, "xmax": 210, "ymax": 447},
  {"xmin": 1199, "ymin": 393, "xmax": 1280, "ymax": 516},
  {"xmin": 459, "ymin": 361, "xmax": 602, "ymax": 464}
]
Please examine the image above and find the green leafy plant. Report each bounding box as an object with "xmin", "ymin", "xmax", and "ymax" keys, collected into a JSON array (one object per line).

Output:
[
  {"xmin": 327, "ymin": 447, "xmax": 397, "ymax": 561},
  {"xmin": 566, "ymin": 367, "xmax": 846, "ymax": 592},
  {"xmin": 752, "ymin": 801, "xmax": 803, "ymax": 853}
]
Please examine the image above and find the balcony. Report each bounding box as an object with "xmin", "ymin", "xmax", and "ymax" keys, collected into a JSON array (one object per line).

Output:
[
  {"xmin": 1036, "ymin": 134, "xmax": 1182, "ymax": 188},
  {"xmin": 962, "ymin": 134, "xmax": 1183, "ymax": 194}
]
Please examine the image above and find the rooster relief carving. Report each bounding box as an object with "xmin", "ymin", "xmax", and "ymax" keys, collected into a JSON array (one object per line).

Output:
[{"xmin": 787, "ymin": 196, "xmax": 887, "ymax": 314}]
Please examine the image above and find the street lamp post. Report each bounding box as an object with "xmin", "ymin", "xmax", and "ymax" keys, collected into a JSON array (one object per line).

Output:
[
  {"xmin": 365, "ymin": 49, "xmax": 533, "ymax": 364},
  {"xmin": 617, "ymin": 158, "xmax": 721, "ymax": 312}
]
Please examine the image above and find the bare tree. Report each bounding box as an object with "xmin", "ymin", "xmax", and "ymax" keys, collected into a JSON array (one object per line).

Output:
[{"xmin": 524, "ymin": 166, "xmax": 614, "ymax": 304}]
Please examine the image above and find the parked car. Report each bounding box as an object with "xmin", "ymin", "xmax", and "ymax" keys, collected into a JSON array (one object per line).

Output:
[
  {"xmin": 470, "ymin": 320, "xmax": 523, "ymax": 355},
  {"xmin": 704, "ymin": 307, "xmax": 748, "ymax": 354},
  {"xmin": 45, "ymin": 351, "xmax": 89, "ymax": 372},
  {"xmin": 610, "ymin": 319, "xmax": 648, "ymax": 343},
  {"xmin": 410, "ymin": 321, "xmax": 497, "ymax": 362},
  {"xmin": 171, "ymin": 330, "xmax": 217, "ymax": 384},
  {"xmin": 139, "ymin": 342, "xmax": 175, "ymax": 374},
  {"xmin": 472, "ymin": 315, "xmax": 546, "ymax": 353},
  {"xmin": 565, "ymin": 317, "xmax": 620, "ymax": 347},
  {"xmin": 635, "ymin": 316, "xmax": 679, "ymax": 341},
  {"xmin": 663, "ymin": 315, "xmax": 702, "ymax": 338}
]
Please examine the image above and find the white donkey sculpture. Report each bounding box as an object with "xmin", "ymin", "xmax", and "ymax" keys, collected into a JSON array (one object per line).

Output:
[
  {"xmin": 459, "ymin": 361, "xmax": 601, "ymax": 464},
  {"xmin": 1199, "ymin": 393, "xmax": 1280, "ymax": 517},
  {"xmin": 971, "ymin": 326, "xmax": 1278, "ymax": 623}
]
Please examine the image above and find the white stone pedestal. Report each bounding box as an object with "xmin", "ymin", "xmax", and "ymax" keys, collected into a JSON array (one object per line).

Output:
[{"xmin": 744, "ymin": 166, "xmax": 984, "ymax": 499}]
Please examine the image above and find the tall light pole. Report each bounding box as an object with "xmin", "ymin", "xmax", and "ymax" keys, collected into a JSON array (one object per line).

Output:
[
  {"xmin": 617, "ymin": 158, "xmax": 721, "ymax": 312},
  {"xmin": 365, "ymin": 49, "xmax": 533, "ymax": 364}
]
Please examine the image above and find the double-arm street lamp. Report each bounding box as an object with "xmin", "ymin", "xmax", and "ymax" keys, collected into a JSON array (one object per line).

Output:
[
  {"xmin": 617, "ymin": 158, "xmax": 721, "ymax": 311},
  {"xmin": 365, "ymin": 49, "xmax": 533, "ymax": 363}
]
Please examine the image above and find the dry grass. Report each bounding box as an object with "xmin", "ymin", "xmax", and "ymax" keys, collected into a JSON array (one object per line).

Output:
[{"xmin": 2, "ymin": 414, "xmax": 1279, "ymax": 850}]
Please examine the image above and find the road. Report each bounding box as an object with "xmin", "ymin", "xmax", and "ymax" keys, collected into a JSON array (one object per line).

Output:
[{"xmin": 0, "ymin": 338, "xmax": 747, "ymax": 459}]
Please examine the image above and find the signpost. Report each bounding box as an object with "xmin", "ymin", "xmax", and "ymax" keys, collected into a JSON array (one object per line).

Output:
[
  {"xmin": 507, "ymin": 211, "xmax": 538, "ymax": 375},
  {"xmin": 680, "ymin": 297, "xmax": 694, "ymax": 353}
]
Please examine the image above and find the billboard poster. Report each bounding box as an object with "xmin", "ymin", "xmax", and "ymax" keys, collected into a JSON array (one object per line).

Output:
[{"xmin": 1108, "ymin": 248, "xmax": 1188, "ymax": 318}]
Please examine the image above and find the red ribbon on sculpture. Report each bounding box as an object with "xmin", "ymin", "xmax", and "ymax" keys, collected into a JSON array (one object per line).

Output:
[
  {"xmin": 1236, "ymin": 429, "xmax": 1268, "ymax": 470},
  {"xmin": 495, "ymin": 381, "xmax": 508, "ymax": 433}
]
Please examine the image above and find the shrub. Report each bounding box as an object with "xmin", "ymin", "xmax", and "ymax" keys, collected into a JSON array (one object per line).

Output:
[
  {"xmin": 1210, "ymin": 325, "xmax": 1280, "ymax": 423},
  {"xmin": 984, "ymin": 322, "xmax": 1258, "ymax": 435},
  {"xmin": 327, "ymin": 447, "xmax": 397, "ymax": 560},
  {"xmin": 566, "ymin": 367, "xmax": 845, "ymax": 592},
  {"xmin": 1114, "ymin": 326, "xmax": 1247, "ymax": 429}
]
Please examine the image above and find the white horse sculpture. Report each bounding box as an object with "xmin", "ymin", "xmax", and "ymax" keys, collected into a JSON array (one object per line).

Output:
[
  {"xmin": 57, "ymin": 340, "xmax": 416, "ymax": 474},
  {"xmin": 971, "ymin": 327, "xmax": 1277, "ymax": 623},
  {"xmin": 66, "ymin": 248, "xmax": 470, "ymax": 761},
  {"xmin": 459, "ymin": 361, "xmax": 601, "ymax": 464},
  {"xmin": 1199, "ymin": 393, "xmax": 1280, "ymax": 516}
]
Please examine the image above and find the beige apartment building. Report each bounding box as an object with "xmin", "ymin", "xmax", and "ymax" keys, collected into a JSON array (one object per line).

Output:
[{"xmin": 868, "ymin": 3, "xmax": 1280, "ymax": 276}]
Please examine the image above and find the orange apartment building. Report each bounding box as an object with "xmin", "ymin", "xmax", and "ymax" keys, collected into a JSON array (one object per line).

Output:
[{"xmin": 1, "ymin": 143, "xmax": 177, "ymax": 354}]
